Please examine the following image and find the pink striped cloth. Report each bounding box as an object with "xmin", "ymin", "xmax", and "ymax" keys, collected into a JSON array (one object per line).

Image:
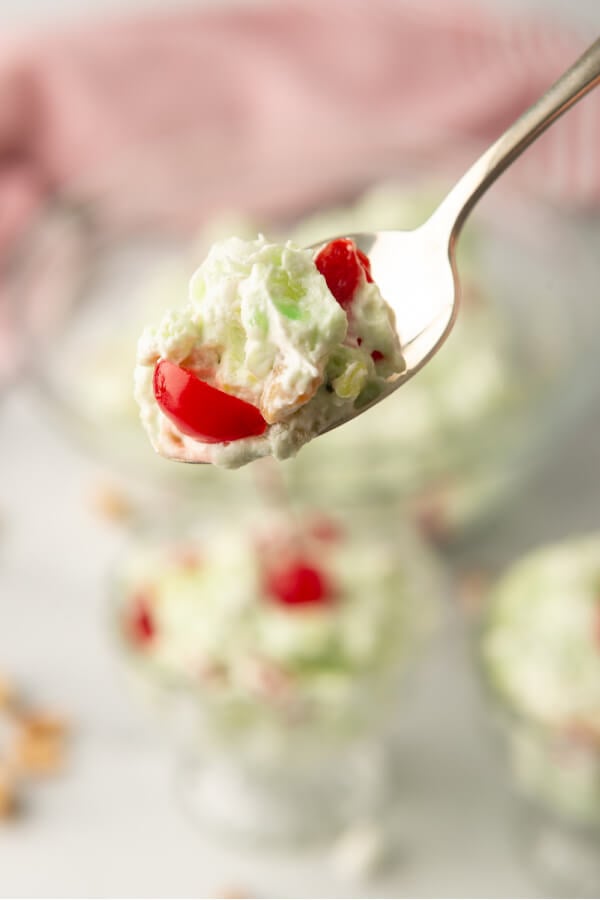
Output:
[{"xmin": 0, "ymin": 0, "xmax": 597, "ymax": 382}]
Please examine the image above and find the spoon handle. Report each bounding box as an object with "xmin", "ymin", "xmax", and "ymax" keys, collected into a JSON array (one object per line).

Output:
[{"xmin": 432, "ymin": 36, "xmax": 600, "ymax": 245}]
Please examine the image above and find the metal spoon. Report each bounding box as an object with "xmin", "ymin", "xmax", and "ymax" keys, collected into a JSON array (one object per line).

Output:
[
  {"xmin": 163, "ymin": 38, "xmax": 599, "ymax": 463},
  {"xmin": 311, "ymin": 36, "xmax": 600, "ymax": 433}
]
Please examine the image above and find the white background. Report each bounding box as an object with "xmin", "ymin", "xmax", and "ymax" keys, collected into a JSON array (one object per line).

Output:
[{"xmin": 2, "ymin": 0, "xmax": 600, "ymax": 29}]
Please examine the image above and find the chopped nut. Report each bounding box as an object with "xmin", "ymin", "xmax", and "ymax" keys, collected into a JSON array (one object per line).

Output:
[
  {"xmin": 0, "ymin": 677, "xmax": 70, "ymax": 817},
  {"xmin": 0, "ymin": 675, "xmax": 16, "ymax": 711},
  {"xmin": 260, "ymin": 364, "xmax": 321, "ymax": 424},
  {"xmin": 0, "ymin": 768, "xmax": 18, "ymax": 819},
  {"xmin": 18, "ymin": 713, "xmax": 68, "ymax": 741},
  {"xmin": 13, "ymin": 714, "xmax": 68, "ymax": 775},
  {"xmin": 164, "ymin": 425, "xmax": 185, "ymax": 449},
  {"xmin": 89, "ymin": 482, "xmax": 133, "ymax": 523},
  {"xmin": 14, "ymin": 733, "xmax": 64, "ymax": 776}
]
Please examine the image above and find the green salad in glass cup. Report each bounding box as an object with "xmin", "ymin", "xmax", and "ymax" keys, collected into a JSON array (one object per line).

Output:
[
  {"xmin": 113, "ymin": 504, "xmax": 440, "ymax": 844},
  {"xmin": 480, "ymin": 535, "xmax": 600, "ymax": 895}
]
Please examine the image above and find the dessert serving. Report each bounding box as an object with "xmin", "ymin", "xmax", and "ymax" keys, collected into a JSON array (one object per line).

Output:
[
  {"xmin": 117, "ymin": 510, "xmax": 433, "ymax": 743},
  {"xmin": 481, "ymin": 535, "xmax": 600, "ymax": 825},
  {"xmin": 134, "ymin": 235, "xmax": 404, "ymax": 467},
  {"xmin": 114, "ymin": 509, "xmax": 438, "ymax": 840}
]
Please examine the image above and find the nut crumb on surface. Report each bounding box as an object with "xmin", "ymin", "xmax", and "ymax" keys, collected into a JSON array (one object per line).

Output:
[
  {"xmin": 0, "ymin": 676, "xmax": 16, "ymax": 710},
  {"xmin": 88, "ymin": 481, "xmax": 133, "ymax": 523},
  {"xmin": 0, "ymin": 768, "xmax": 18, "ymax": 819},
  {"xmin": 0, "ymin": 675, "xmax": 69, "ymax": 816}
]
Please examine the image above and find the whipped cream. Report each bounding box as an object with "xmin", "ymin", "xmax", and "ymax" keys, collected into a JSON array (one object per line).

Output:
[{"xmin": 134, "ymin": 235, "xmax": 403, "ymax": 467}]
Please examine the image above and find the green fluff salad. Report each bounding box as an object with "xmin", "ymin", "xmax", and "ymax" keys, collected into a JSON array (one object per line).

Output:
[
  {"xmin": 481, "ymin": 536, "xmax": 600, "ymax": 823},
  {"xmin": 135, "ymin": 235, "xmax": 404, "ymax": 467}
]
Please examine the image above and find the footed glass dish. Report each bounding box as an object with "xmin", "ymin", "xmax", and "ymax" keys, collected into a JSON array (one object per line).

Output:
[
  {"xmin": 478, "ymin": 534, "xmax": 600, "ymax": 896},
  {"xmin": 111, "ymin": 504, "xmax": 441, "ymax": 844}
]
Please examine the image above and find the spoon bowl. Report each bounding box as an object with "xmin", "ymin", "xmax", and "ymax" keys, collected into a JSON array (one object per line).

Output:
[
  {"xmin": 309, "ymin": 222, "xmax": 458, "ymax": 431},
  {"xmin": 307, "ymin": 36, "xmax": 600, "ymax": 437}
]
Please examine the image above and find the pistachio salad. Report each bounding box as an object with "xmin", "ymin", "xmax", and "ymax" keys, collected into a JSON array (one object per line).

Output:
[
  {"xmin": 134, "ymin": 235, "xmax": 404, "ymax": 467},
  {"xmin": 481, "ymin": 535, "xmax": 600, "ymax": 823},
  {"xmin": 117, "ymin": 512, "xmax": 435, "ymax": 741}
]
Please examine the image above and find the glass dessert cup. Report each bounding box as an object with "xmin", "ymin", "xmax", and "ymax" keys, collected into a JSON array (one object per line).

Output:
[
  {"xmin": 11, "ymin": 146, "xmax": 600, "ymax": 540},
  {"xmin": 476, "ymin": 534, "xmax": 600, "ymax": 897},
  {"xmin": 482, "ymin": 704, "xmax": 600, "ymax": 898},
  {"xmin": 111, "ymin": 504, "xmax": 442, "ymax": 846}
]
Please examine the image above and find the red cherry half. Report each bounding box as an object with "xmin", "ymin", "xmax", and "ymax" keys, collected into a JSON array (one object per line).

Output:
[
  {"xmin": 264, "ymin": 559, "xmax": 335, "ymax": 607},
  {"xmin": 315, "ymin": 238, "xmax": 372, "ymax": 309},
  {"xmin": 128, "ymin": 593, "xmax": 156, "ymax": 646},
  {"xmin": 153, "ymin": 359, "xmax": 267, "ymax": 444}
]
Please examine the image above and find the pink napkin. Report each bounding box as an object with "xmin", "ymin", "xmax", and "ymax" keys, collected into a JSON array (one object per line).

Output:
[{"xmin": 0, "ymin": 0, "xmax": 596, "ymax": 382}]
